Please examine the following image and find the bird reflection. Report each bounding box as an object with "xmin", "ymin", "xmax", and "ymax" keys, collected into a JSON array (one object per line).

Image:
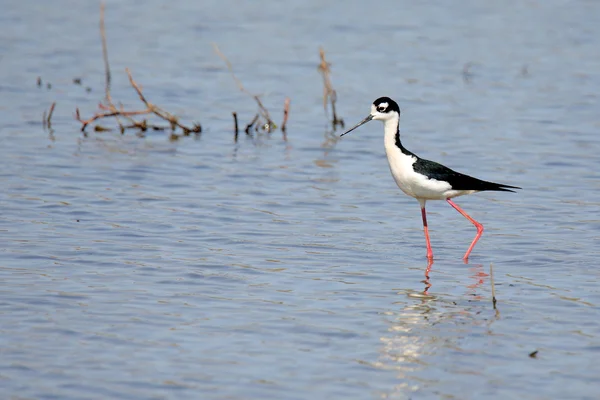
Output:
[
  {"xmin": 422, "ymin": 258, "xmax": 434, "ymax": 295},
  {"xmin": 376, "ymin": 295, "xmax": 445, "ymax": 397},
  {"xmin": 466, "ymin": 262, "xmax": 489, "ymax": 299},
  {"xmin": 378, "ymin": 266, "xmax": 496, "ymax": 399},
  {"xmin": 313, "ymin": 128, "xmax": 340, "ymax": 169},
  {"xmin": 422, "ymin": 258, "xmax": 490, "ymax": 298}
]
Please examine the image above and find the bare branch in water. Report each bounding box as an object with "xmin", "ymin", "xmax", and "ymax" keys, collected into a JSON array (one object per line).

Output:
[
  {"xmin": 281, "ymin": 97, "xmax": 290, "ymax": 132},
  {"xmin": 213, "ymin": 43, "xmax": 277, "ymax": 132},
  {"xmin": 100, "ymin": 2, "xmax": 111, "ymax": 104},
  {"xmin": 74, "ymin": 3, "xmax": 201, "ymax": 136},
  {"xmin": 245, "ymin": 114, "xmax": 259, "ymax": 135},
  {"xmin": 490, "ymin": 263, "xmax": 499, "ymax": 318},
  {"xmin": 318, "ymin": 47, "xmax": 344, "ymax": 129},
  {"xmin": 43, "ymin": 102, "xmax": 57, "ymax": 130},
  {"xmin": 233, "ymin": 112, "xmax": 239, "ymax": 142}
]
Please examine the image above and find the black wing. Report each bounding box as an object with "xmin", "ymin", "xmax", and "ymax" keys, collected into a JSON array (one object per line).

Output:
[{"xmin": 412, "ymin": 157, "xmax": 521, "ymax": 192}]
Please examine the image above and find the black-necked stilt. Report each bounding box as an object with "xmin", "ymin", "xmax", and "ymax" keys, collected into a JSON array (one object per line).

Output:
[{"xmin": 341, "ymin": 97, "xmax": 520, "ymax": 261}]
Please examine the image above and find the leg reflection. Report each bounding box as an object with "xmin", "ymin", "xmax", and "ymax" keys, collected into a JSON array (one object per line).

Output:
[
  {"xmin": 463, "ymin": 258, "xmax": 489, "ymax": 299},
  {"xmin": 422, "ymin": 258, "xmax": 434, "ymax": 295}
]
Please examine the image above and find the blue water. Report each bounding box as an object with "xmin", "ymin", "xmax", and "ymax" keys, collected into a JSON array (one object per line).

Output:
[{"xmin": 1, "ymin": 0, "xmax": 600, "ymax": 399}]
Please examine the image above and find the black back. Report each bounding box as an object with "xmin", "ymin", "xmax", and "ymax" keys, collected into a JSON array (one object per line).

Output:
[
  {"xmin": 413, "ymin": 158, "xmax": 520, "ymax": 192},
  {"xmin": 395, "ymin": 131, "xmax": 520, "ymax": 192}
]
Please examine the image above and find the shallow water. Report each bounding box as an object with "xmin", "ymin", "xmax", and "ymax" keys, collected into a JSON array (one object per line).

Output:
[{"xmin": 1, "ymin": 0, "xmax": 600, "ymax": 399}]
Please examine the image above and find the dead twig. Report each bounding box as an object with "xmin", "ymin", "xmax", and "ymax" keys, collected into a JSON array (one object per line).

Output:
[
  {"xmin": 233, "ymin": 112, "xmax": 239, "ymax": 142},
  {"xmin": 318, "ymin": 47, "xmax": 344, "ymax": 129},
  {"xmin": 213, "ymin": 43, "xmax": 276, "ymax": 132},
  {"xmin": 529, "ymin": 350, "xmax": 538, "ymax": 358},
  {"xmin": 74, "ymin": 3, "xmax": 201, "ymax": 136},
  {"xmin": 75, "ymin": 107, "xmax": 151, "ymax": 131},
  {"xmin": 245, "ymin": 114, "xmax": 259, "ymax": 135},
  {"xmin": 97, "ymin": 1, "xmax": 126, "ymax": 132},
  {"xmin": 490, "ymin": 263, "xmax": 500, "ymax": 318},
  {"xmin": 47, "ymin": 102, "xmax": 56, "ymax": 128},
  {"xmin": 43, "ymin": 101, "xmax": 57, "ymax": 130},
  {"xmin": 100, "ymin": 1, "xmax": 111, "ymax": 104},
  {"xmin": 125, "ymin": 68, "xmax": 201, "ymax": 135},
  {"xmin": 281, "ymin": 97, "xmax": 290, "ymax": 132},
  {"xmin": 75, "ymin": 69, "xmax": 202, "ymax": 134}
]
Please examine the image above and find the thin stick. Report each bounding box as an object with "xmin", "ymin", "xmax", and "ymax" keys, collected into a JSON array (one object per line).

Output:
[
  {"xmin": 329, "ymin": 90, "xmax": 343, "ymax": 128},
  {"xmin": 281, "ymin": 97, "xmax": 290, "ymax": 132},
  {"xmin": 245, "ymin": 114, "xmax": 259, "ymax": 135},
  {"xmin": 76, "ymin": 68, "xmax": 201, "ymax": 134},
  {"xmin": 318, "ymin": 47, "xmax": 332, "ymax": 112},
  {"xmin": 213, "ymin": 43, "xmax": 248, "ymax": 94},
  {"xmin": 76, "ymin": 108, "xmax": 152, "ymax": 131},
  {"xmin": 100, "ymin": 1, "xmax": 111, "ymax": 103},
  {"xmin": 253, "ymin": 96, "xmax": 273, "ymax": 129},
  {"xmin": 490, "ymin": 263, "xmax": 497, "ymax": 310},
  {"xmin": 47, "ymin": 102, "xmax": 56, "ymax": 128},
  {"xmin": 213, "ymin": 43, "xmax": 275, "ymax": 131},
  {"xmin": 125, "ymin": 68, "xmax": 201, "ymax": 134},
  {"xmin": 98, "ymin": 2, "xmax": 127, "ymax": 132},
  {"xmin": 233, "ymin": 112, "xmax": 239, "ymax": 142},
  {"xmin": 318, "ymin": 47, "xmax": 343, "ymax": 128}
]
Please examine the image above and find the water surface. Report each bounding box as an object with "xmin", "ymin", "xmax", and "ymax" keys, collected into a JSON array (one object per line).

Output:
[{"xmin": 1, "ymin": 1, "xmax": 600, "ymax": 399}]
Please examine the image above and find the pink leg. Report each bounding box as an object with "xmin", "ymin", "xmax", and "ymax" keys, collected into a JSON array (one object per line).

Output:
[
  {"xmin": 420, "ymin": 206, "xmax": 434, "ymax": 260},
  {"xmin": 424, "ymin": 258, "xmax": 434, "ymax": 282},
  {"xmin": 446, "ymin": 198, "xmax": 484, "ymax": 260}
]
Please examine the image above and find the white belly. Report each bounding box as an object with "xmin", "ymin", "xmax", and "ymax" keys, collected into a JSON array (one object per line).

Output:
[
  {"xmin": 385, "ymin": 145, "xmax": 456, "ymax": 200},
  {"xmin": 382, "ymin": 123, "xmax": 477, "ymax": 201}
]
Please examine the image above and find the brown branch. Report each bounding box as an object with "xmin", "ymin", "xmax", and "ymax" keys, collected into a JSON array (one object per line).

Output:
[
  {"xmin": 245, "ymin": 114, "xmax": 259, "ymax": 135},
  {"xmin": 75, "ymin": 107, "xmax": 152, "ymax": 132},
  {"xmin": 125, "ymin": 68, "xmax": 201, "ymax": 135},
  {"xmin": 213, "ymin": 43, "xmax": 276, "ymax": 132},
  {"xmin": 126, "ymin": 68, "xmax": 152, "ymax": 108},
  {"xmin": 74, "ymin": 3, "xmax": 201, "ymax": 137},
  {"xmin": 213, "ymin": 43, "xmax": 248, "ymax": 94},
  {"xmin": 233, "ymin": 112, "xmax": 239, "ymax": 142},
  {"xmin": 100, "ymin": 1, "xmax": 111, "ymax": 104},
  {"xmin": 318, "ymin": 47, "xmax": 343, "ymax": 128},
  {"xmin": 253, "ymin": 95, "xmax": 274, "ymax": 131},
  {"xmin": 281, "ymin": 97, "xmax": 290, "ymax": 132},
  {"xmin": 97, "ymin": 2, "xmax": 127, "ymax": 132},
  {"xmin": 490, "ymin": 263, "xmax": 498, "ymax": 313},
  {"xmin": 43, "ymin": 102, "xmax": 57, "ymax": 130},
  {"xmin": 47, "ymin": 102, "xmax": 56, "ymax": 128}
]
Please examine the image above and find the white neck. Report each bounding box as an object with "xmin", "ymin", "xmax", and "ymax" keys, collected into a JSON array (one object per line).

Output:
[{"xmin": 383, "ymin": 117, "xmax": 400, "ymax": 153}]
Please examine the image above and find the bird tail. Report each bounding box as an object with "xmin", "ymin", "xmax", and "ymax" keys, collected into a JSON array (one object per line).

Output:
[{"xmin": 483, "ymin": 182, "xmax": 521, "ymax": 193}]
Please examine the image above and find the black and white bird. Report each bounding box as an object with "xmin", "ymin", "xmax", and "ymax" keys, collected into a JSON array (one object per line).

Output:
[{"xmin": 340, "ymin": 97, "xmax": 520, "ymax": 261}]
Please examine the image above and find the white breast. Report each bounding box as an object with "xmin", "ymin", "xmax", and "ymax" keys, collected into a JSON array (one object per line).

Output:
[{"xmin": 383, "ymin": 125, "xmax": 452, "ymax": 200}]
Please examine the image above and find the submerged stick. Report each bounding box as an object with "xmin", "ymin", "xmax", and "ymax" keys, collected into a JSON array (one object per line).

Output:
[
  {"xmin": 125, "ymin": 68, "xmax": 201, "ymax": 135},
  {"xmin": 213, "ymin": 43, "xmax": 276, "ymax": 132},
  {"xmin": 76, "ymin": 107, "xmax": 151, "ymax": 131},
  {"xmin": 490, "ymin": 263, "xmax": 497, "ymax": 308},
  {"xmin": 281, "ymin": 97, "xmax": 290, "ymax": 132},
  {"xmin": 98, "ymin": 2, "xmax": 127, "ymax": 132},
  {"xmin": 245, "ymin": 114, "xmax": 259, "ymax": 135},
  {"xmin": 47, "ymin": 102, "xmax": 56, "ymax": 128},
  {"xmin": 100, "ymin": 1, "xmax": 111, "ymax": 104},
  {"xmin": 233, "ymin": 112, "xmax": 239, "ymax": 142},
  {"xmin": 318, "ymin": 47, "xmax": 343, "ymax": 128},
  {"xmin": 75, "ymin": 4, "xmax": 201, "ymax": 136}
]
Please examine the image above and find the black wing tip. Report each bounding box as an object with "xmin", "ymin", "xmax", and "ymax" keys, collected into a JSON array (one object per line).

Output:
[{"xmin": 492, "ymin": 184, "xmax": 522, "ymax": 193}]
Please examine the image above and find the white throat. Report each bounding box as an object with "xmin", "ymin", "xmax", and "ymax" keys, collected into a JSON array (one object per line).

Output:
[{"xmin": 382, "ymin": 117, "xmax": 400, "ymax": 152}]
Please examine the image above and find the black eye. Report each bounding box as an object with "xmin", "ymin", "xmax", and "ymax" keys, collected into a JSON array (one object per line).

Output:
[{"xmin": 377, "ymin": 106, "xmax": 386, "ymax": 112}]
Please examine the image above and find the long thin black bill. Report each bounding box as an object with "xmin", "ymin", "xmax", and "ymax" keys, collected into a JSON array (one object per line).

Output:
[{"xmin": 340, "ymin": 115, "xmax": 373, "ymax": 137}]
